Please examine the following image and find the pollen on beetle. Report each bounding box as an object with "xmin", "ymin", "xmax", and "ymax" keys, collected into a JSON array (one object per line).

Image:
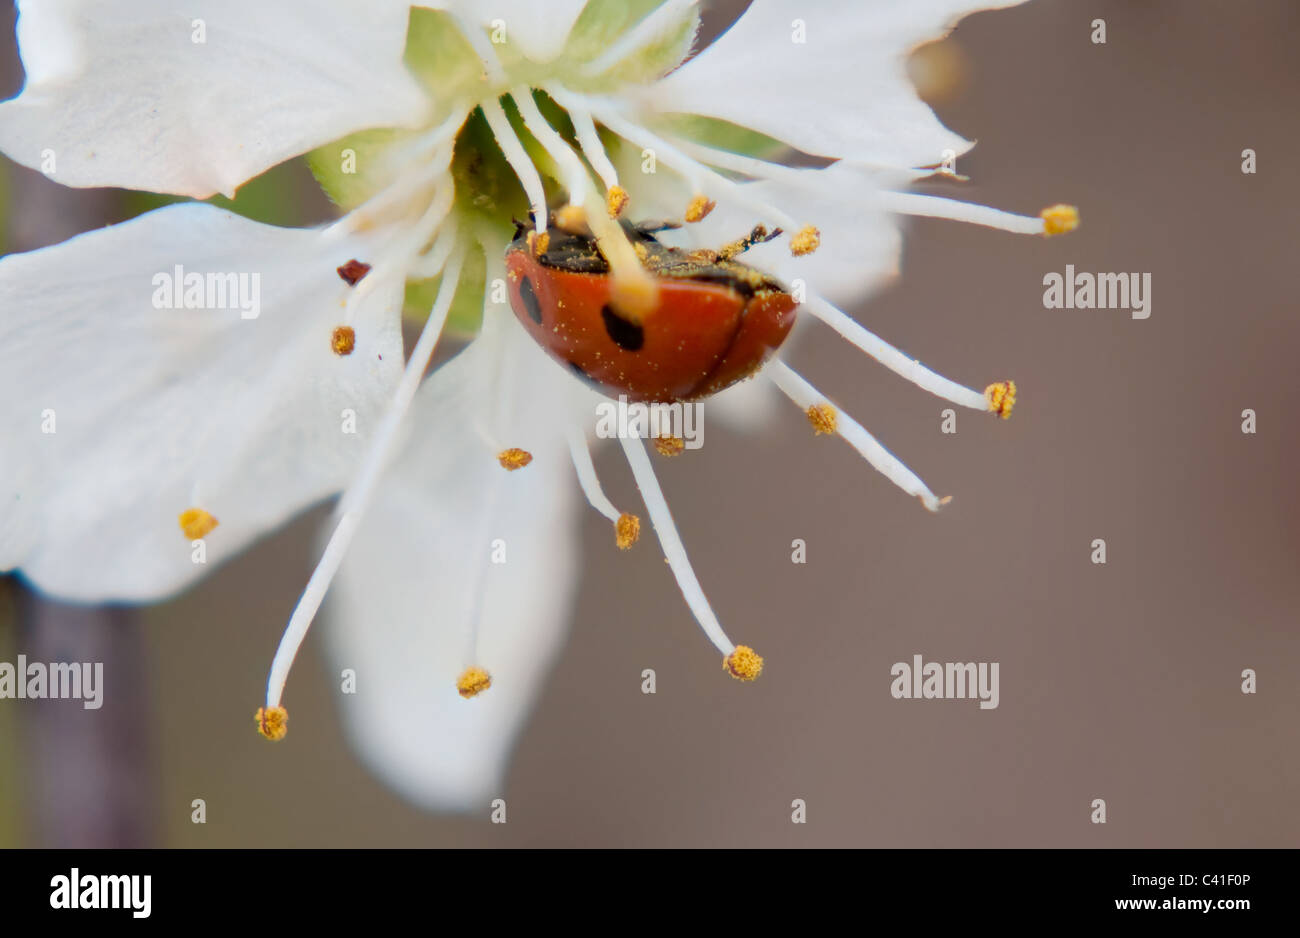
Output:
[
  {"xmin": 457, "ymin": 667, "xmax": 492, "ymax": 698},
  {"xmin": 555, "ymin": 203, "xmax": 588, "ymax": 233},
  {"xmin": 255, "ymin": 705, "xmax": 288, "ymax": 741},
  {"xmin": 984, "ymin": 380, "xmax": 1017, "ymax": 419},
  {"xmin": 684, "ymin": 194, "xmax": 716, "ymax": 223},
  {"xmin": 498, "ymin": 447, "xmax": 533, "ymax": 470},
  {"xmin": 790, "ymin": 225, "xmax": 821, "ymax": 256},
  {"xmin": 527, "ymin": 230, "xmax": 551, "ymax": 256},
  {"xmin": 1039, "ymin": 204, "xmax": 1079, "ymax": 236},
  {"xmin": 178, "ymin": 507, "xmax": 218, "ymax": 540},
  {"xmin": 806, "ymin": 403, "xmax": 838, "ymax": 435},
  {"xmin": 724, "ymin": 645, "xmax": 764, "ymax": 681},
  {"xmin": 331, "ymin": 325, "xmax": 356, "ymax": 356},
  {"xmin": 615, "ymin": 512, "xmax": 641, "ymax": 549},
  {"xmin": 654, "ymin": 436, "xmax": 686, "ymax": 457},
  {"xmin": 606, "ymin": 185, "xmax": 629, "ymax": 218}
]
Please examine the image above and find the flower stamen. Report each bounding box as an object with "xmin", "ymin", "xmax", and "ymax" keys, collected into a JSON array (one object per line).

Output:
[
  {"xmin": 263, "ymin": 247, "xmax": 467, "ymax": 712},
  {"xmin": 767, "ymin": 360, "xmax": 948, "ymax": 512},
  {"xmin": 805, "ymin": 292, "xmax": 994, "ymax": 413},
  {"xmin": 879, "ymin": 191, "xmax": 1080, "ymax": 237},
  {"xmin": 481, "ymin": 96, "xmax": 550, "ymax": 236},
  {"xmin": 619, "ymin": 436, "xmax": 747, "ymax": 657}
]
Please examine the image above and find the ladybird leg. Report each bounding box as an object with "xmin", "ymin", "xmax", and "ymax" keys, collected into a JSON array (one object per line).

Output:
[
  {"xmin": 766, "ymin": 360, "xmax": 950, "ymax": 514},
  {"xmin": 565, "ymin": 424, "xmax": 641, "ymax": 550},
  {"xmin": 619, "ymin": 435, "xmax": 761, "ymax": 679},
  {"xmin": 804, "ymin": 293, "xmax": 1013, "ymax": 418},
  {"xmin": 264, "ymin": 247, "xmax": 468, "ymax": 717}
]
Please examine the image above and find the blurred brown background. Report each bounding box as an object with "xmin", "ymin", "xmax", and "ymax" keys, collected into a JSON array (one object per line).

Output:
[{"xmin": 1, "ymin": 0, "xmax": 1297, "ymax": 847}]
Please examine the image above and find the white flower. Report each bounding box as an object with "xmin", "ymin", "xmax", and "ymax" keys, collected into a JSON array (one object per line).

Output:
[{"xmin": 0, "ymin": 0, "xmax": 1076, "ymax": 810}]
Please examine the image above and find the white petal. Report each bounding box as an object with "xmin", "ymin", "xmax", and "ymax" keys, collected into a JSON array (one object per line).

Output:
[
  {"xmin": 322, "ymin": 312, "xmax": 581, "ymax": 811},
  {"xmin": 444, "ymin": 0, "xmax": 589, "ymax": 63},
  {"xmin": 0, "ymin": 203, "xmax": 405, "ymax": 601},
  {"xmin": 0, "ymin": 0, "xmax": 429, "ymax": 198},
  {"xmin": 651, "ymin": 0, "xmax": 1025, "ymax": 167}
]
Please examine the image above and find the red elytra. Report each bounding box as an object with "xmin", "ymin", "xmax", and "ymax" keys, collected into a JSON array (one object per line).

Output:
[{"xmin": 506, "ymin": 222, "xmax": 798, "ymax": 403}]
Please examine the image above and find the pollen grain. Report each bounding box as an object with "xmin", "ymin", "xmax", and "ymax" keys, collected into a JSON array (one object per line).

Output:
[
  {"xmin": 984, "ymin": 381, "xmax": 1016, "ymax": 419},
  {"xmin": 684, "ymin": 194, "xmax": 716, "ymax": 223},
  {"xmin": 331, "ymin": 325, "xmax": 356, "ymax": 356},
  {"xmin": 806, "ymin": 403, "xmax": 838, "ymax": 435},
  {"xmin": 457, "ymin": 667, "xmax": 492, "ymax": 699},
  {"xmin": 1040, "ymin": 204, "xmax": 1079, "ymax": 236},
  {"xmin": 606, "ymin": 185, "xmax": 629, "ymax": 218},
  {"xmin": 790, "ymin": 225, "xmax": 821, "ymax": 256},
  {"xmin": 178, "ymin": 507, "xmax": 218, "ymax": 540},
  {"xmin": 255, "ymin": 706, "xmax": 288, "ymax": 741},
  {"xmin": 654, "ymin": 436, "xmax": 686, "ymax": 457},
  {"xmin": 615, "ymin": 512, "xmax": 641, "ymax": 550},
  {"xmin": 498, "ymin": 447, "xmax": 534, "ymax": 471},
  {"xmin": 724, "ymin": 646, "xmax": 764, "ymax": 681}
]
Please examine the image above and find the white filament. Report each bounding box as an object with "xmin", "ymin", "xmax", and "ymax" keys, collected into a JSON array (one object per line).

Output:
[{"xmin": 766, "ymin": 360, "xmax": 946, "ymax": 512}]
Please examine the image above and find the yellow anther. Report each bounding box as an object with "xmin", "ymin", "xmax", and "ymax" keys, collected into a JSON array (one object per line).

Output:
[
  {"xmin": 615, "ymin": 512, "xmax": 641, "ymax": 550},
  {"xmin": 255, "ymin": 706, "xmax": 288, "ymax": 741},
  {"xmin": 606, "ymin": 185, "xmax": 629, "ymax": 218},
  {"xmin": 653, "ymin": 436, "xmax": 685, "ymax": 457},
  {"xmin": 984, "ymin": 380, "xmax": 1016, "ymax": 419},
  {"xmin": 178, "ymin": 507, "xmax": 218, "ymax": 540},
  {"xmin": 527, "ymin": 230, "xmax": 551, "ymax": 256},
  {"xmin": 497, "ymin": 448, "xmax": 533, "ymax": 471},
  {"xmin": 555, "ymin": 203, "xmax": 588, "ymax": 233},
  {"xmin": 806, "ymin": 403, "xmax": 837, "ymax": 435},
  {"xmin": 1040, "ymin": 204, "xmax": 1079, "ymax": 237},
  {"xmin": 331, "ymin": 325, "xmax": 356, "ymax": 356},
  {"xmin": 724, "ymin": 646, "xmax": 764, "ymax": 681},
  {"xmin": 684, "ymin": 194, "xmax": 716, "ymax": 223},
  {"xmin": 457, "ymin": 667, "xmax": 492, "ymax": 699},
  {"xmin": 789, "ymin": 225, "xmax": 821, "ymax": 256}
]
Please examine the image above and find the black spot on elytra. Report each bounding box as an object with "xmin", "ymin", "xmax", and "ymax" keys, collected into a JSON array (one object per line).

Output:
[
  {"xmin": 601, "ymin": 304, "xmax": 644, "ymax": 351},
  {"xmin": 519, "ymin": 276, "xmax": 543, "ymax": 325}
]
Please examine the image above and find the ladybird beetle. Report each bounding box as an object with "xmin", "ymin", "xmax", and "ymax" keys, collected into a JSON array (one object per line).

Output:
[{"xmin": 506, "ymin": 219, "xmax": 798, "ymax": 403}]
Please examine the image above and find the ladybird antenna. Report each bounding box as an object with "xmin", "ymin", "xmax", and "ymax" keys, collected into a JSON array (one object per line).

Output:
[{"xmin": 718, "ymin": 224, "xmax": 783, "ymax": 261}]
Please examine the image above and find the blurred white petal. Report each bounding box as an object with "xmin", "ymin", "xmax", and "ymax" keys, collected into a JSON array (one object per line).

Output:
[
  {"xmin": 0, "ymin": 0, "xmax": 429, "ymax": 198},
  {"xmin": 653, "ymin": 0, "xmax": 1025, "ymax": 167},
  {"xmin": 322, "ymin": 313, "xmax": 581, "ymax": 811},
  {"xmin": 0, "ymin": 203, "xmax": 405, "ymax": 601}
]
